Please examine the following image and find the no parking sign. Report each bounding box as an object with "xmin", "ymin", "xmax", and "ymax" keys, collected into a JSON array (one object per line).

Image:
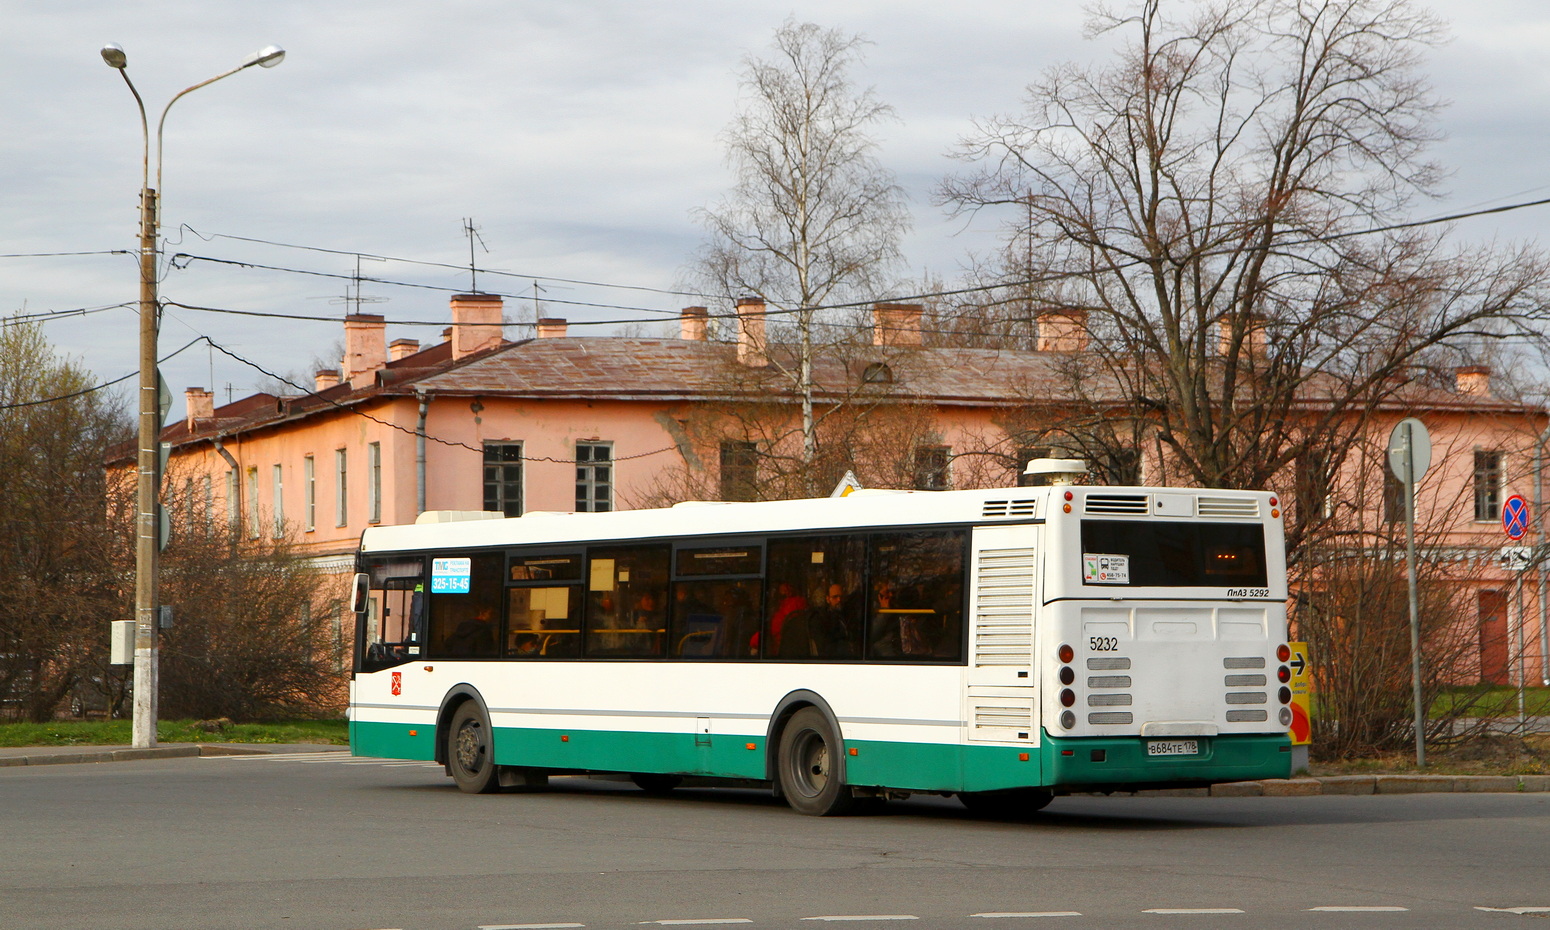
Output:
[{"xmin": 1503, "ymin": 494, "xmax": 1529, "ymax": 541}]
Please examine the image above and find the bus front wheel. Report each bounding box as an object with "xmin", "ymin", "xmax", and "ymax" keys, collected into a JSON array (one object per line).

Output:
[
  {"xmin": 777, "ymin": 707, "xmax": 853, "ymax": 816},
  {"xmin": 447, "ymin": 702, "xmax": 501, "ymax": 794}
]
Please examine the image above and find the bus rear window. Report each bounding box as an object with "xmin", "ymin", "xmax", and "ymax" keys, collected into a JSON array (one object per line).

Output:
[{"xmin": 1079, "ymin": 521, "xmax": 1266, "ymax": 587}]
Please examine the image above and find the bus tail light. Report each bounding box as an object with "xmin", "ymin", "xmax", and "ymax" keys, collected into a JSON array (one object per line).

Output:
[
  {"xmin": 1277, "ymin": 666, "xmax": 1290, "ymax": 683},
  {"xmin": 1058, "ymin": 643, "xmax": 1075, "ymax": 663},
  {"xmin": 1278, "ymin": 707, "xmax": 1293, "ymax": 726},
  {"xmin": 1277, "ymin": 686, "xmax": 1291, "ymax": 705},
  {"xmin": 1060, "ymin": 710, "xmax": 1076, "ymax": 730},
  {"xmin": 1059, "ymin": 688, "xmax": 1075, "ymax": 708},
  {"xmin": 1276, "ymin": 644, "xmax": 1291, "ymax": 662}
]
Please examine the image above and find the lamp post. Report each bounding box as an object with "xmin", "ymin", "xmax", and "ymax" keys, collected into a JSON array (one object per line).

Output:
[{"xmin": 101, "ymin": 43, "xmax": 285, "ymax": 749}]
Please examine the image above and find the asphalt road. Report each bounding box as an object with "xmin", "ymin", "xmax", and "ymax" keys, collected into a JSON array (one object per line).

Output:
[{"xmin": 1, "ymin": 751, "xmax": 1546, "ymax": 930}]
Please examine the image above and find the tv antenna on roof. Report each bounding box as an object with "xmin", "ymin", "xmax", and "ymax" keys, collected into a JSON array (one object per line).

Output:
[
  {"xmin": 463, "ymin": 217, "xmax": 489, "ymax": 293},
  {"xmin": 326, "ymin": 254, "xmax": 388, "ymax": 315}
]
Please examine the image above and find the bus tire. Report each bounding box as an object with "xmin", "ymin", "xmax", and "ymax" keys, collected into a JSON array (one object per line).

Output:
[
  {"xmin": 630, "ymin": 773, "xmax": 684, "ymax": 794},
  {"xmin": 447, "ymin": 702, "xmax": 501, "ymax": 794},
  {"xmin": 958, "ymin": 788, "xmax": 1053, "ymax": 818},
  {"xmin": 777, "ymin": 707, "xmax": 853, "ymax": 816}
]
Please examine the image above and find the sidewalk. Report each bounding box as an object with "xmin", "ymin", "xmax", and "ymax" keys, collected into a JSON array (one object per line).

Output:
[{"xmin": 0, "ymin": 742, "xmax": 346, "ymax": 767}]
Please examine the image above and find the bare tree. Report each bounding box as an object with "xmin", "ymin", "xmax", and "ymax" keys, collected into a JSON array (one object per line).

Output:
[
  {"xmin": 695, "ymin": 19, "xmax": 911, "ymax": 488},
  {"xmin": 0, "ymin": 319, "xmax": 130, "ymax": 721},
  {"xmin": 940, "ymin": 0, "xmax": 1549, "ymax": 542}
]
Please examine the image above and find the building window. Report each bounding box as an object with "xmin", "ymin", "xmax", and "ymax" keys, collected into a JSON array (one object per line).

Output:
[
  {"xmin": 913, "ymin": 446, "xmax": 951, "ymax": 491},
  {"xmin": 575, "ymin": 442, "xmax": 612, "ymax": 512},
  {"xmin": 226, "ymin": 469, "xmax": 239, "ymax": 537},
  {"xmin": 1475, "ymin": 450, "xmax": 1502, "ymax": 522},
  {"xmin": 335, "ymin": 449, "xmax": 348, "ymax": 527},
  {"xmin": 202, "ymin": 476, "xmax": 213, "ymax": 537},
  {"xmin": 483, "ymin": 442, "xmax": 523, "ymax": 517},
  {"xmin": 1295, "ymin": 451, "xmax": 1331, "ymax": 522},
  {"xmin": 368, "ymin": 442, "xmax": 382, "ymax": 524},
  {"xmin": 719, "ymin": 440, "xmax": 758, "ymax": 501},
  {"xmin": 303, "ymin": 455, "xmax": 316, "ymax": 533},
  {"xmin": 1383, "ymin": 467, "xmax": 1405, "ymax": 524},
  {"xmin": 272, "ymin": 464, "xmax": 285, "ymax": 538},
  {"xmin": 246, "ymin": 466, "xmax": 260, "ymax": 539}
]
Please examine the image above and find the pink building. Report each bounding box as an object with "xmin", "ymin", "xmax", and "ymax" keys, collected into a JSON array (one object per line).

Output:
[{"xmin": 140, "ymin": 293, "xmax": 1550, "ymax": 687}]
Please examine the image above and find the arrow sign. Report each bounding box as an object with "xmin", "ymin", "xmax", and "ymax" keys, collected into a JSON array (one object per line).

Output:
[
  {"xmin": 1289, "ymin": 651, "xmax": 1307, "ymax": 676},
  {"xmin": 1503, "ymin": 494, "xmax": 1529, "ymax": 541}
]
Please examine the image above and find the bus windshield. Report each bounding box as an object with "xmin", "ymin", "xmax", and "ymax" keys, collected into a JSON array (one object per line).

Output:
[{"xmin": 1079, "ymin": 520, "xmax": 1267, "ymax": 588}]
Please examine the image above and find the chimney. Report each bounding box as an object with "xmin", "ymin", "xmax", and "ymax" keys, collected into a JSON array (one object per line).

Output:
[
  {"xmin": 315, "ymin": 369, "xmax": 341, "ymax": 391},
  {"xmin": 449, "ymin": 293, "xmax": 504, "ymax": 359},
  {"xmin": 680, "ymin": 306, "xmax": 709, "ymax": 342},
  {"xmin": 1036, "ymin": 308, "xmax": 1089, "ymax": 352},
  {"xmin": 343, "ymin": 313, "xmax": 387, "ymax": 389},
  {"xmin": 736, "ymin": 296, "xmax": 768, "ymax": 367},
  {"xmin": 184, "ymin": 387, "xmax": 214, "ymax": 431},
  {"xmin": 1456, "ymin": 365, "xmax": 1491, "ymax": 397},
  {"xmin": 872, "ymin": 303, "xmax": 924, "ymax": 347},
  {"xmin": 1219, "ymin": 314, "xmax": 1268, "ymax": 358},
  {"xmin": 389, "ymin": 338, "xmax": 420, "ymax": 361},
  {"xmin": 536, "ymin": 317, "xmax": 568, "ymax": 338}
]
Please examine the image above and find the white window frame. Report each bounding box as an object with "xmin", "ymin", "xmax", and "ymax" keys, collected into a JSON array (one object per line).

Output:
[{"xmin": 335, "ymin": 449, "xmax": 349, "ymax": 527}]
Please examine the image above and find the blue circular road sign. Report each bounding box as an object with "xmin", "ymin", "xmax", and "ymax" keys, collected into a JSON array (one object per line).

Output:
[{"xmin": 1503, "ymin": 494, "xmax": 1529, "ymax": 540}]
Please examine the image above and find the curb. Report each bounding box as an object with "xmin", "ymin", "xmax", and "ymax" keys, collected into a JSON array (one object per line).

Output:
[
  {"xmin": 0, "ymin": 744, "xmax": 310, "ymax": 767},
  {"xmin": 1144, "ymin": 774, "xmax": 1550, "ymax": 796}
]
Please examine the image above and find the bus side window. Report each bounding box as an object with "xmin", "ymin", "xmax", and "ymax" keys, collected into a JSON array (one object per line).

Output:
[
  {"xmin": 764, "ymin": 535, "xmax": 863, "ymax": 660},
  {"xmin": 428, "ymin": 553, "xmax": 504, "ymax": 659},
  {"xmin": 866, "ymin": 530, "xmax": 966, "ymax": 662},
  {"xmin": 584, "ymin": 545, "xmax": 670, "ymax": 658}
]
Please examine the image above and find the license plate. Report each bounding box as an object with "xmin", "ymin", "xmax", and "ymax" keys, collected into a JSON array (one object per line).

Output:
[{"xmin": 1146, "ymin": 739, "xmax": 1199, "ymax": 756}]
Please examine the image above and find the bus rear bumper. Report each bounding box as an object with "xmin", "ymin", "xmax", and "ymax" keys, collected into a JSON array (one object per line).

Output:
[{"xmin": 1039, "ymin": 731, "xmax": 1292, "ymax": 792}]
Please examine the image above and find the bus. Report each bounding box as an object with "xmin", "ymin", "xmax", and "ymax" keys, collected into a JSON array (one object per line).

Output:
[{"xmin": 349, "ymin": 477, "xmax": 1293, "ymax": 815}]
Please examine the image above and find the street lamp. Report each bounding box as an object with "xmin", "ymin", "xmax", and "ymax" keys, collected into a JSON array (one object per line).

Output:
[{"xmin": 101, "ymin": 42, "xmax": 285, "ymax": 749}]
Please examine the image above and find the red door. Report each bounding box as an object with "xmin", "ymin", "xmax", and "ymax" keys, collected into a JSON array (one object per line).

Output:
[{"xmin": 1478, "ymin": 589, "xmax": 1509, "ymax": 686}]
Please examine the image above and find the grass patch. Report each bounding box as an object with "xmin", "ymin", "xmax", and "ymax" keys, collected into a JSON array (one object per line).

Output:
[
  {"xmin": 1311, "ymin": 733, "xmax": 1550, "ymax": 777},
  {"xmin": 1430, "ymin": 686, "xmax": 1550, "ymax": 718},
  {"xmin": 0, "ymin": 718, "xmax": 347, "ymax": 748}
]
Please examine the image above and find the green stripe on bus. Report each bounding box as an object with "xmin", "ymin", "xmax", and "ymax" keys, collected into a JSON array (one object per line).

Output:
[{"xmin": 351, "ymin": 719, "xmax": 1291, "ymax": 791}]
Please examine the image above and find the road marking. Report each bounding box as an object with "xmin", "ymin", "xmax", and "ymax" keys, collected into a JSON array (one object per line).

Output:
[
  {"xmin": 1307, "ymin": 906, "xmax": 1408, "ymax": 912},
  {"xmin": 971, "ymin": 913, "xmax": 1083, "ymax": 919},
  {"xmin": 1142, "ymin": 909, "xmax": 1245, "ymax": 915},
  {"xmin": 478, "ymin": 924, "xmax": 586, "ymax": 929},
  {"xmin": 801, "ymin": 917, "xmax": 920, "ymax": 922},
  {"xmin": 638, "ymin": 921, "xmax": 753, "ymax": 926},
  {"xmin": 1476, "ymin": 907, "xmax": 1550, "ymax": 915}
]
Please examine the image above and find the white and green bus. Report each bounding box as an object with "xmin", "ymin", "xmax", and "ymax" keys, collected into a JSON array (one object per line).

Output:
[{"xmin": 349, "ymin": 478, "xmax": 1294, "ymax": 815}]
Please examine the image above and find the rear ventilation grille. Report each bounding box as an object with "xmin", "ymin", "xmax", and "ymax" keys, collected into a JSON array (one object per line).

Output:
[
  {"xmin": 1085, "ymin": 494, "xmax": 1148, "ymax": 515},
  {"xmin": 1224, "ymin": 656, "xmax": 1266, "ymax": 669},
  {"xmin": 1087, "ymin": 676, "xmax": 1132, "ymax": 689},
  {"xmin": 973, "ymin": 700, "xmax": 1034, "ymax": 731},
  {"xmin": 972, "ymin": 547, "xmax": 1035, "ymax": 667},
  {"xmin": 1224, "ymin": 674, "xmax": 1268, "ymax": 687},
  {"xmin": 1088, "ymin": 693, "xmax": 1132, "ymax": 706},
  {"xmin": 1226, "ymin": 710, "xmax": 1268, "ymax": 722},
  {"xmin": 1087, "ymin": 657, "xmax": 1131, "ymax": 670},
  {"xmin": 1226, "ymin": 692, "xmax": 1268, "ymax": 705},
  {"xmin": 982, "ymin": 499, "xmax": 1038, "ymax": 519},
  {"xmin": 1198, "ymin": 496, "xmax": 1261, "ymax": 518},
  {"xmin": 1088, "ymin": 712, "xmax": 1134, "ymax": 725}
]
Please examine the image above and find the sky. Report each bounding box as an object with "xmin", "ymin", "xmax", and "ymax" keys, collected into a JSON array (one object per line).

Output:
[{"xmin": 4, "ymin": 1, "xmax": 1550, "ymax": 420}]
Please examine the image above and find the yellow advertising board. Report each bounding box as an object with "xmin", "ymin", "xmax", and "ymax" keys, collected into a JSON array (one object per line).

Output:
[{"xmin": 1288, "ymin": 640, "xmax": 1311, "ymax": 746}]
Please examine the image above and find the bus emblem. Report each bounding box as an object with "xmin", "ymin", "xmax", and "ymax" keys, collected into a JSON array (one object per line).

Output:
[{"xmin": 391, "ymin": 671, "xmax": 402, "ymax": 696}]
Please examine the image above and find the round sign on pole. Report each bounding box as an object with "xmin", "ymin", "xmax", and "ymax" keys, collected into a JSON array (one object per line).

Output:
[
  {"xmin": 1387, "ymin": 417, "xmax": 1431, "ymax": 483},
  {"xmin": 1503, "ymin": 493, "xmax": 1529, "ymax": 540}
]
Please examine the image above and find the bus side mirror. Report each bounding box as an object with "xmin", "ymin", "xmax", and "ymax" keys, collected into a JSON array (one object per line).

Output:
[{"xmin": 351, "ymin": 572, "xmax": 370, "ymax": 614}]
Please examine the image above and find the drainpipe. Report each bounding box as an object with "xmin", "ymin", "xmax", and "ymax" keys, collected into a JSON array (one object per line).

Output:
[
  {"xmin": 416, "ymin": 392, "xmax": 430, "ymax": 516},
  {"xmin": 1537, "ymin": 422, "xmax": 1550, "ymax": 685},
  {"xmin": 212, "ymin": 437, "xmax": 241, "ymax": 548}
]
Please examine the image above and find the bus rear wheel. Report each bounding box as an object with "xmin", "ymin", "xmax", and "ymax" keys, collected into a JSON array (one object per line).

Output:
[
  {"xmin": 447, "ymin": 702, "xmax": 501, "ymax": 794},
  {"xmin": 778, "ymin": 707, "xmax": 853, "ymax": 816},
  {"xmin": 958, "ymin": 788, "xmax": 1053, "ymax": 818}
]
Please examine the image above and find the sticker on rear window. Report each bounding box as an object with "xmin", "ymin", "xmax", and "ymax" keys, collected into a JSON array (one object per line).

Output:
[{"xmin": 1083, "ymin": 553, "xmax": 1130, "ymax": 584}]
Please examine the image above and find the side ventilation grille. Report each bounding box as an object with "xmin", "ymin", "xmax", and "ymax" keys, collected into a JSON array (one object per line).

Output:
[
  {"xmin": 972, "ymin": 547, "xmax": 1036, "ymax": 667},
  {"xmin": 982, "ymin": 499, "xmax": 1039, "ymax": 519},
  {"xmin": 1084, "ymin": 494, "xmax": 1148, "ymax": 514}
]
